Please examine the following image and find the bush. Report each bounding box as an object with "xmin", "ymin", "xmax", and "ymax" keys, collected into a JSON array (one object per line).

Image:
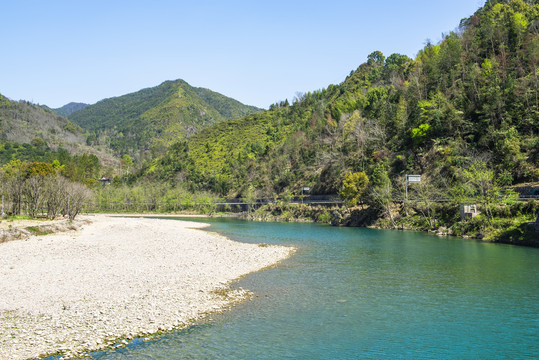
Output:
[
  {"xmin": 452, "ymin": 216, "xmax": 485, "ymax": 237},
  {"xmin": 317, "ymin": 211, "xmax": 332, "ymax": 223}
]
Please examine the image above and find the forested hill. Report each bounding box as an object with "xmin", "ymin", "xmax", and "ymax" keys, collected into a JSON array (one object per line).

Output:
[
  {"xmin": 0, "ymin": 93, "xmax": 115, "ymax": 166},
  {"xmin": 140, "ymin": 0, "xmax": 538, "ymax": 198},
  {"xmin": 0, "ymin": 94, "xmax": 83, "ymax": 146},
  {"xmin": 68, "ymin": 79, "xmax": 262, "ymax": 157}
]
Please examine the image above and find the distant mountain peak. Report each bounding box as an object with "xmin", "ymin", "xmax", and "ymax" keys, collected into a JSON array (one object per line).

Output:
[{"xmin": 54, "ymin": 102, "xmax": 89, "ymax": 117}]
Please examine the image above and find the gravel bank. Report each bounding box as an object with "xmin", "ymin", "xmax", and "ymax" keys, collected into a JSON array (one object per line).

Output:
[{"xmin": 0, "ymin": 215, "xmax": 294, "ymax": 359}]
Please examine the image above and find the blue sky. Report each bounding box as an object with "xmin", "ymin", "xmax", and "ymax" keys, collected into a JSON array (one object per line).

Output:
[{"xmin": 1, "ymin": 0, "xmax": 483, "ymax": 109}]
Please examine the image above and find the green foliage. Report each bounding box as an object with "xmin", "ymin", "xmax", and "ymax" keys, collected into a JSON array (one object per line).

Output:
[
  {"xmin": 410, "ymin": 124, "xmax": 432, "ymax": 146},
  {"xmin": 26, "ymin": 226, "xmax": 54, "ymax": 236},
  {"xmin": 2, "ymin": 0, "xmax": 532, "ymax": 237},
  {"xmin": 122, "ymin": 154, "xmax": 133, "ymax": 166},
  {"xmin": 30, "ymin": 137, "xmax": 46, "ymax": 148},
  {"xmin": 450, "ymin": 160, "xmax": 521, "ymax": 226},
  {"xmin": 0, "ymin": 141, "xmax": 59, "ymax": 164},
  {"xmin": 0, "ymin": 146, "xmax": 100, "ymax": 185},
  {"xmin": 93, "ymin": 182, "xmax": 219, "ymax": 214},
  {"xmin": 188, "ymin": 110, "xmax": 292, "ymax": 177},
  {"xmin": 0, "ymin": 93, "xmax": 101, "ymax": 169},
  {"xmin": 339, "ymin": 172, "xmax": 369, "ymax": 206},
  {"xmin": 135, "ymin": 0, "xmax": 537, "ymax": 201},
  {"xmin": 194, "ymin": 88, "xmax": 262, "ymax": 119},
  {"xmin": 63, "ymin": 121, "xmax": 79, "ymax": 134},
  {"xmin": 59, "ymin": 152, "xmax": 101, "ymax": 185},
  {"xmin": 24, "ymin": 162, "xmax": 55, "ymax": 178},
  {"xmin": 68, "ymin": 79, "xmax": 262, "ymax": 156}
]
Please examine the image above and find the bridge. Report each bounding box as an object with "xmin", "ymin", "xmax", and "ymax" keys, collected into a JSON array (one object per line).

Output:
[{"xmin": 215, "ymin": 195, "xmax": 343, "ymax": 211}]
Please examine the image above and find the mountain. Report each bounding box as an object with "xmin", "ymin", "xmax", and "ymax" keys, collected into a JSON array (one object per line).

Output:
[
  {"xmin": 141, "ymin": 0, "xmax": 539, "ymax": 197},
  {"xmin": 0, "ymin": 94, "xmax": 85, "ymax": 147},
  {"xmin": 54, "ymin": 102, "xmax": 89, "ymax": 117},
  {"xmin": 68, "ymin": 79, "xmax": 262, "ymax": 156},
  {"xmin": 0, "ymin": 93, "xmax": 116, "ymax": 167}
]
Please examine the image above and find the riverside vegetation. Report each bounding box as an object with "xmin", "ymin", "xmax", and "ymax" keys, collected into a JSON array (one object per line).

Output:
[{"xmin": 1, "ymin": 0, "xmax": 538, "ymax": 245}]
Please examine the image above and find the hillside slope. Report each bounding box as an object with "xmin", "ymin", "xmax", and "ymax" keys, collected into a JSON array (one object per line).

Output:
[
  {"xmin": 141, "ymin": 0, "xmax": 539, "ymax": 197},
  {"xmin": 0, "ymin": 94, "xmax": 116, "ymax": 167},
  {"xmin": 69, "ymin": 79, "xmax": 262, "ymax": 156}
]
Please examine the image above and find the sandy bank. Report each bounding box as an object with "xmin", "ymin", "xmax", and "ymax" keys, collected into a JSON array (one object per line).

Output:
[{"xmin": 0, "ymin": 215, "xmax": 294, "ymax": 359}]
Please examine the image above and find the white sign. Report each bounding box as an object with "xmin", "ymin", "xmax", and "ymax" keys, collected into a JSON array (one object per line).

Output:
[
  {"xmin": 407, "ymin": 175, "xmax": 421, "ymax": 183},
  {"xmin": 302, "ymin": 187, "xmax": 310, "ymax": 191}
]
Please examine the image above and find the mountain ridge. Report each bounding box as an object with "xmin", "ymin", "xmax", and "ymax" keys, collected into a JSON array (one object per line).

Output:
[{"xmin": 68, "ymin": 79, "xmax": 263, "ymax": 157}]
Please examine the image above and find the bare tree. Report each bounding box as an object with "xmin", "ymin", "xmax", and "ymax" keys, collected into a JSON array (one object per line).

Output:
[
  {"xmin": 65, "ymin": 182, "xmax": 93, "ymax": 220},
  {"xmin": 23, "ymin": 176, "xmax": 46, "ymax": 218},
  {"xmin": 0, "ymin": 172, "xmax": 5, "ymax": 217},
  {"xmin": 1, "ymin": 161, "xmax": 26, "ymax": 215},
  {"xmin": 369, "ymin": 180, "xmax": 397, "ymax": 228},
  {"xmin": 44, "ymin": 176, "xmax": 69, "ymax": 219},
  {"xmin": 411, "ymin": 176, "xmax": 445, "ymax": 229}
]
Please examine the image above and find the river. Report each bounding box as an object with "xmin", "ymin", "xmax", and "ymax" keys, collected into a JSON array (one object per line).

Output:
[{"xmin": 78, "ymin": 218, "xmax": 539, "ymax": 359}]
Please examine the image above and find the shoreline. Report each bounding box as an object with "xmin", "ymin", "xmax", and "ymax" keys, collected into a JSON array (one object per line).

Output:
[{"xmin": 0, "ymin": 215, "xmax": 295, "ymax": 359}]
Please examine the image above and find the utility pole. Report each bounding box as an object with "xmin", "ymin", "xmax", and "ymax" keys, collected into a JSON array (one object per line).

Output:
[{"xmin": 405, "ymin": 175, "xmax": 408, "ymax": 202}]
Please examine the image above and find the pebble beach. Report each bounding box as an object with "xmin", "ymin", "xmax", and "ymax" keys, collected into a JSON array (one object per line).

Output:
[{"xmin": 0, "ymin": 215, "xmax": 294, "ymax": 359}]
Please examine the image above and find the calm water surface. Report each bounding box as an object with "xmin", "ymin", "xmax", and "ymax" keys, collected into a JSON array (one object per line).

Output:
[{"xmin": 87, "ymin": 218, "xmax": 539, "ymax": 359}]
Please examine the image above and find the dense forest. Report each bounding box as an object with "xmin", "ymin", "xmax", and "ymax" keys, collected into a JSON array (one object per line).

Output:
[
  {"xmin": 68, "ymin": 79, "xmax": 262, "ymax": 157},
  {"xmin": 136, "ymin": 0, "xmax": 538, "ymax": 199}
]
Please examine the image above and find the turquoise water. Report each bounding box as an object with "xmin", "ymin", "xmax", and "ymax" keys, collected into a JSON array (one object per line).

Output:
[{"xmin": 88, "ymin": 218, "xmax": 539, "ymax": 359}]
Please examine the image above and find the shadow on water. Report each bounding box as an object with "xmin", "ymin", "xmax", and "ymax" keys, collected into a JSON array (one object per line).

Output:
[{"xmin": 59, "ymin": 217, "xmax": 539, "ymax": 359}]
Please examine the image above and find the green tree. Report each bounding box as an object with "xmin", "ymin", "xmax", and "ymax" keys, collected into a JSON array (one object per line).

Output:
[
  {"xmin": 122, "ymin": 154, "xmax": 133, "ymax": 176},
  {"xmin": 410, "ymin": 123, "xmax": 432, "ymax": 146},
  {"xmin": 368, "ymin": 166, "xmax": 396, "ymax": 228},
  {"xmin": 367, "ymin": 50, "xmax": 385, "ymax": 66},
  {"xmin": 1, "ymin": 160, "xmax": 26, "ymax": 215},
  {"xmin": 340, "ymin": 172, "xmax": 369, "ymax": 207},
  {"xmin": 454, "ymin": 160, "xmax": 515, "ymax": 224}
]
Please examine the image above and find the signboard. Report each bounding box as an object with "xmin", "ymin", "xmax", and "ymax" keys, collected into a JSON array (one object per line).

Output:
[
  {"xmin": 407, "ymin": 175, "xmax": 421, "ymax": 183},
  {"xmin": 302, "ymin": 187, "xmax": 310, "ymax": 191}
]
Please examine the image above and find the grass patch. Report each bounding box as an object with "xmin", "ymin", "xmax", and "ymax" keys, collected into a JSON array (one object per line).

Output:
[
  {"xmin": 26, "ymin": 226, "xmax": 54, "ymax": 236},
  {"xmin": 3, "ymin": 215, "xmax": 34, "ymax": 221}
]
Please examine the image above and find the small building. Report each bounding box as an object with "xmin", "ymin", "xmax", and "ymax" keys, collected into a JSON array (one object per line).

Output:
[
  {"xmin": 98, "ymin": 177, "xmax": 111, "ymax": 187},
  {"xmin": 460, "ymin": 204, "xmax": 479, "ymax": 219}
]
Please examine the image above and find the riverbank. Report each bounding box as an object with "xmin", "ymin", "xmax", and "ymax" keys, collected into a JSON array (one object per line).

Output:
[
  {"xmin": 241, "ymin": 200, "xmax": 539, "ymax": 247},
  {"xmin": 0, "ymin": 215, "xmax": 294, "ymax": 359}
]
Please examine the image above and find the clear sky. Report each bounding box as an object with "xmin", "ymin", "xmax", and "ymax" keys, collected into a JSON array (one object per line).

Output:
[{"xmin": 1, "ymin": 0, "xmax": 484, "ymax": 109}]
